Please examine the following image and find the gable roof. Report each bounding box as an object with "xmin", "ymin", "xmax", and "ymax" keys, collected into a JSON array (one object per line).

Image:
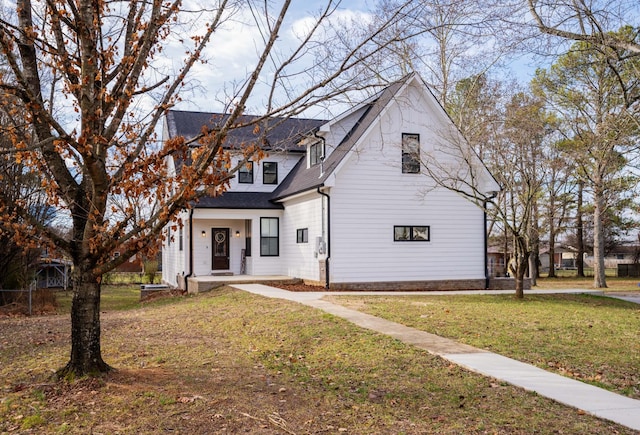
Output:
[
  {"xmin": 165, "ymin": 110, "xmax": 325, "ymax": 152},
  {"xmin": 271, "ymin": 74, "xmax": 411, "ymax": 200}
]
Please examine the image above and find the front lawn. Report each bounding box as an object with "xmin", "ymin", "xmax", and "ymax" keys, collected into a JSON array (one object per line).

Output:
[
  {"xmin": 326, "ymin": 293, "xmax": 640, "ymax": 399},
  {"xmin": 0, "ymin": 288, "xmax": 634, "ymax": 434}
]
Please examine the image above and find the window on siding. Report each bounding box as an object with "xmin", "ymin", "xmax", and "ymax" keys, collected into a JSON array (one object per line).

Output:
[
  {"xmin": 263, "ymin": 162, "xmax": 278, "ymax": 184},
  {"xmin": 309, "ymin": 142, "xmax": 324, "ymax": 166},
  {"xmin": 394, "ymin": 226, "xmax": 430, "ymax": 242},
  {"xmin": 402, "ymin": 133, "xmax": 420, "ymax": 174},
  {"xmin": 245, "ymin": 220, "xmax": 252, "ymax": 257},
  {"xmin": 239, "ymin": 161, "xmax": 253, "ymax": 184},
  {"xmin": 296, "ymin": 228, "xmax": 308, "ymax": 243},
  {"xmin": 260, "ymin": 217, "xmax": 279, "ymax": 256},
  {"xmin": 179, "ymin": 226, "xmax": 183, "ymax": 251}
]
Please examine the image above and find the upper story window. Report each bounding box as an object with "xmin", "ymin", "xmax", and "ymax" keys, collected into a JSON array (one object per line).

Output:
[
  {"xmin": 402, "ymin": 133, "xmax": 420, "ymax": 174},
  {"xmin": 239, "ymin": 161, "xmax": 253, "ymax": 184},
  {"xmin": 309, "ymin": 141, "xmax": 324, "ymax": 166},
  {"xmin": 263, "ymin": 162, "xmax": 278, "ymax": 184}
]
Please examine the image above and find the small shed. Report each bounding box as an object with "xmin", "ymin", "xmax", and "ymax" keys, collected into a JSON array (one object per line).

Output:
[{"xmin": 36, "ymin": 258, "xmax": 71, "ymax": 289}]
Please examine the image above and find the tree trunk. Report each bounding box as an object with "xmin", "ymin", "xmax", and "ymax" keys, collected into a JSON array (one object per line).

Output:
[
  {"xmin": 57, "ymin": 269, "xmax": 110, "ymax": 378},
  {"xmin": 576, "ymin": 181, "xmax": 585, "ymax": 277},
  {"xmin": 593, "ymin": 184, "xmax": 608, "ymax": 288},
  {"xmin": 548, "ymin": 200, "xmax": 557, "ymax": 278},
  {"xmin": 548, "ymin": 242, "xmax": 556, "ymax": 278},
  {"xmin": 514, "ymin": 237, "xmax": 529, "ymax": 299}
]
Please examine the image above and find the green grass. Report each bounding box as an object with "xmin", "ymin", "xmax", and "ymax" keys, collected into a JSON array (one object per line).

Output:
[
  {"xmin": 327, "ymin": 293, "xmax": 640, "ymax": 400},
  {"xmin": 55, "ymin": 285, "xmax": 146, "ymax": 314},
  {"xmin": 1, "ymin": 288, "xmax": 635, "ymax": 434}
]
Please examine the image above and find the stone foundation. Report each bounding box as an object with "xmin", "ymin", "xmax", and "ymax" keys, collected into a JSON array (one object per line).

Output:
[
  {"xmin": 487, "ymin": 277, "xmax": 531, "ymax": 291},
  {"xmin": 327, "ymin": 279, "xmax": 487, "ymax": 291}
]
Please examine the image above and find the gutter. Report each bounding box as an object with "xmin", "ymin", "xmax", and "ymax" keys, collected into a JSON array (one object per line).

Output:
[{"xmin": 317, "ymin": 186, "xmax": 331, "ymax": 289}]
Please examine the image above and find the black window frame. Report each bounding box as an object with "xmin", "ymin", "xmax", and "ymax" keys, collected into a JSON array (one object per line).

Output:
[
  {"xmin": 263, "ymin": 161, "xmax": 278, "ymax": 185},
  {"xmin": 296, "ymin": 228, "xmax": 309, "ymax": 243},
  {"xmin": 402, "ymin": 133, "xmax": 421, "ymax": 174},
  {"xmin": 309, "ymin": 141, "xmax": 324, "ymax": 166},
  {"xmin": 238, "ymin": 161, "xmax": 254, "ymax": 184},
  {"xmin": 394, "ymin": 225, "xmax": 430, "ymax": 242},
  {"xmin": 260, "ymin": 217, "xmax": 279, "ymax": 256}
]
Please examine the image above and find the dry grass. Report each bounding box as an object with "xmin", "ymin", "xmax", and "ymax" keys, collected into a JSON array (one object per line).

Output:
[
  {"xmin": 536, "ymin": 276, "xmax": 640, "ymax": 291},
  {"xmin": 0, "ymin": 287, "xmax": 636, "ymax": 434}
]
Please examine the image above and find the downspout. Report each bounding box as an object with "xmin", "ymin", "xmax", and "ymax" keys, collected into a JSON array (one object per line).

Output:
[
  {"xmin": 484, "ymin": 201, "xmax": 489, "ymax": 290},
  {"xmin": 317, "ymin": 187, "xmax": 331, "ymax": 289},
  {"xmin": 184, "ymin": 208, "xmax": 195, "ymax": 293}
]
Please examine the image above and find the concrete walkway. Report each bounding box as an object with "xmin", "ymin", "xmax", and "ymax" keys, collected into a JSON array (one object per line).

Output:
[{"xmin": 231, "ymin": 284, "xmax": 640, "ymax": 431}]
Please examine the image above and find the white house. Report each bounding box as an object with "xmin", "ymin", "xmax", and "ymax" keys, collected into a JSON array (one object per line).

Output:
[{"xmin": 162, "ymin": 73, "xmax": 500, "ymax": 292}]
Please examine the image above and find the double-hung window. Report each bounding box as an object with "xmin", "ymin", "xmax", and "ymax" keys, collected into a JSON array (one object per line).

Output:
[
  {"xmin": 263, "ymin": 162, "xmax": 278, "ymax": 184},
  {"xmin": 239, "ymin": 161, "xmax": 253, "ymax": 184},
  {"xmin": 402, "ymin": 133, "xmax": 420, "ymax": 174},
  {"xmin": 260, "ymin": 217, "xmax": 279, "ymax": 256}
]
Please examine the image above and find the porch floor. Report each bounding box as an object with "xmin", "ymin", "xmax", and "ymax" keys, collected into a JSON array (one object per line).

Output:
[{"xmin": 186, "ymin": 275, "xmax": 300, "ymax": 294}]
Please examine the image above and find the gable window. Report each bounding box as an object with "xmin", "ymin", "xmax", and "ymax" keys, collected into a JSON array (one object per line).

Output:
[
  {"xmin": 239, "ymin": 161, "xmax": 253, "ymax": 184},
  {"xmin": 260, "ymin": 217, "xmax": 279, "ymax": 256},
  {"xmin": 394, "ymin": 226, "xmax": 430, "ymax": 242},
  {"xmin": 296, "ymin": 228, "xmax": 308, "ymax": 243},
  {"xmin": 402, "ymin": 133, "xmax": 420, "ymax": 174},
  {"xmin": 263, "ymin": 162, "xmax": 278, "ymax": 184},
  {"xmin": 309, "ymin": 141, "xmax": 324, "ymax": 166}
]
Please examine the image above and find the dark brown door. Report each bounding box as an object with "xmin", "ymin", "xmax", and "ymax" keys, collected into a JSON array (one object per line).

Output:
[{"xmin": 212, "ymin": 228, "xmax": 230, "ymax": 270}]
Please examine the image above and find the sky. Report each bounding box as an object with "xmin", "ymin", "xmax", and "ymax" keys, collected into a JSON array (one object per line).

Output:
[
  {"xmin": 165, "ymin": 0, "xmax": 546, "ymax": 119},
  {"xmin": 165, "ymin": 1, "xmax": 377, "ymax": 116}
]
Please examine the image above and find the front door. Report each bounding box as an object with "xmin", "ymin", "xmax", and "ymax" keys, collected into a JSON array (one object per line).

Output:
[{"xmin": 212, "ymin": 228, "xmax": 230, "ymax": 270}]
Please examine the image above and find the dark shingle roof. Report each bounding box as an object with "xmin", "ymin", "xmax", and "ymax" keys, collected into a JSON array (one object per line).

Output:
[
  {"xmin": 195, "ymin": 192, "xmax": 283, "ymax": 209},
  {"xmin": 166, "ymin": 111, "xmax": 325, "ymax": 152},
  {"xmin": 173, "ymin": 74, "xmax": 415, "ymax": 209}
]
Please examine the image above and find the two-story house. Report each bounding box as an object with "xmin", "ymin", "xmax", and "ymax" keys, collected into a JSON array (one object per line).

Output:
[{"xmin": 162, "ymin": 73, "xmax": 499, "ymax": 291}]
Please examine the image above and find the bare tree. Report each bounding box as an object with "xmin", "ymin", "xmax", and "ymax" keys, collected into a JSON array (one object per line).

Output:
[
  {"xmin": 532, "ymin": 31, "xmax": 640, "ymax": 288},
  {"xmin": 0, "ymin": 0, "xmax": 414, "ymax": 376}
]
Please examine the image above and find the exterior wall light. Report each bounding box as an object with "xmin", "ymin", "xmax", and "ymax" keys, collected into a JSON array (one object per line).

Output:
[
  {"xmin": 201, "ymin": 230, "xmax": 206, "ymax": 238},
  {"xmin": 235, "ymin": 230, "xmax": 241, "ymax": 237}
]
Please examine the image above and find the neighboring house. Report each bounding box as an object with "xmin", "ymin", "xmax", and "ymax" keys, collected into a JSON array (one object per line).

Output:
[
  {"xmin": 585, "ymin": 243, "xmax": 640, "ymax": 269},
  {"xmin": 162, "ymin": 73, "xmax": 500, "ymax": 291},
  {"xmin": 539, "ymin": 245, "xmax": 580, "ymax": 272}
]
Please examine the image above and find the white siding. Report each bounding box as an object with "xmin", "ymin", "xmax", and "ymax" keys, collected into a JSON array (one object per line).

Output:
[
  {"xmin": 228, "ymin": 153, "xmax": 303, "ymax": 192},
  {"xmin": 281, "ymin": 193, "xmax": 324, "ymax": 281},
  {"xmin": 162, "ymin": 210, "xmax": 189, "ymax": 287},
  {"xmin": 191, "ymin": 208, "xmax": 285, "ymax": 276},
  {"xmin": 328, "ymin": 80, "xmax": 486, "ymax": 283}
]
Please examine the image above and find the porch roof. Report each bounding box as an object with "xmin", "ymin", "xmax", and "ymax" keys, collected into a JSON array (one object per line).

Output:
[{"xmin": 194, "ymin": 192, "xmax": 283, "ymax": 209}]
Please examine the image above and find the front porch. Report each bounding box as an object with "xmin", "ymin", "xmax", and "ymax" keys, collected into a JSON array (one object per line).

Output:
[{"xmin": 186, "ymin": 275, "xmax": 300, "ymax": 294}]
